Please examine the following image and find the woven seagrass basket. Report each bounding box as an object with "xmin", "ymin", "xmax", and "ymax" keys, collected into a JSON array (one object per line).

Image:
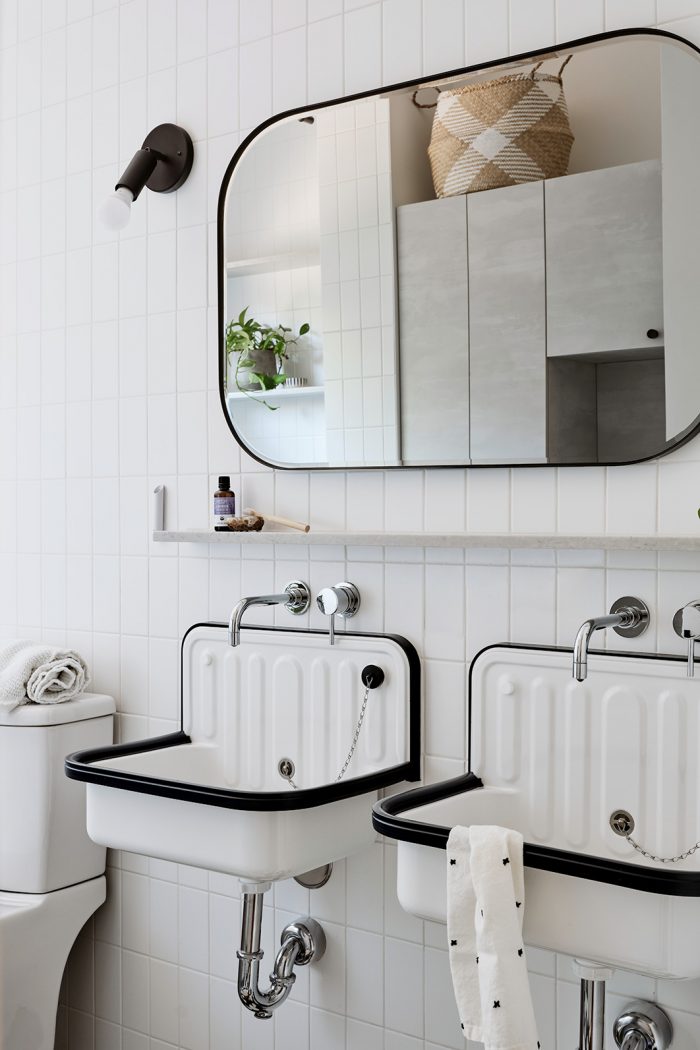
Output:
[{"xmin": 419, "ymin": 57, "xmax": 574, "ymax": 198}]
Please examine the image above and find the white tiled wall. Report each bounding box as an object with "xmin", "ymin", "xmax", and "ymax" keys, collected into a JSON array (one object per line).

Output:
[{"xmin": 3, "ymin": 1, "xmax": 700, "ymax": 1048}]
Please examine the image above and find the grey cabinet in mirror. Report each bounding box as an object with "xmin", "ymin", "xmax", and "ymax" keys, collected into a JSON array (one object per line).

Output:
[{"xmin": 217, "ymin": 29, "xmax": 700, "ymax": 470}]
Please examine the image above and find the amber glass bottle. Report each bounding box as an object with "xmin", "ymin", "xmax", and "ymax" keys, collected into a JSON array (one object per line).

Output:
[{"xmin": 213, "ymin": 476, "xmax": 236, "ymax": 531}]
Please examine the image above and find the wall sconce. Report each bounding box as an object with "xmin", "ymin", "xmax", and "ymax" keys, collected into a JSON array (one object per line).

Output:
[{"xmin": 99, "ymin": 123, "xmax": 194, "ymax": 231}]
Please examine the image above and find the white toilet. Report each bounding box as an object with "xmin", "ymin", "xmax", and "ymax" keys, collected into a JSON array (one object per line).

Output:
[{"xmin": 0, "ymin": 693, "xmax": 115, "ymax": 1050}]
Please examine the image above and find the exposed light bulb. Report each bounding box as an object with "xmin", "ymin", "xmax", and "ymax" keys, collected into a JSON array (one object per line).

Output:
[{"xmin": 98, "ymin": 186, "xmax": 134, "ymax": 231}]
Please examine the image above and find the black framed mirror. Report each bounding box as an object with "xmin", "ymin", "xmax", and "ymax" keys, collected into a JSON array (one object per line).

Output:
[{"xmin": 218, "ymin": 29, "xmax": 700, "ymax": 471}]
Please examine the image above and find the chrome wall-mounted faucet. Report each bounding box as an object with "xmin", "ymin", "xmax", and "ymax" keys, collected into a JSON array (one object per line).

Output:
[
  {"xmin": 228, "ymin": 581, "xmax": 311, "ymax": 647},
  {"xmin": 316, "ymin": 582, "xmax": 361, "ymax": 645},
  {"xmin": 673, "ymin": 601, "xmax": 700, "ymax": 676},
  {"xmin": 572, "ymin": 596, "xmax": 650, "ymax": 681}
]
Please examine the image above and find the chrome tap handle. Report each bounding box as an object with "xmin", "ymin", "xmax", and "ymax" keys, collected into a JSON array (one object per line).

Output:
[
  {"xmin": 316, "ymin": 587, "xmax": 347, "ymax": 617},
  {"xmin": 673, "ymin": 601, "xmax": 700, "ymax": 677},
  {"xmin": 315, "ymin": 583, "xmax": 360, "ymax": 646},
  {"xmin": 315, "ymin": 588, "xmax": 338, "ymax": 645}
]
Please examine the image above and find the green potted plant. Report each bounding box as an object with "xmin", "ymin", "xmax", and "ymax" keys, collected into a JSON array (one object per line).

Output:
[{"xmin": 225, "ymin": 308, "xmax": 310, "ymax": 409}]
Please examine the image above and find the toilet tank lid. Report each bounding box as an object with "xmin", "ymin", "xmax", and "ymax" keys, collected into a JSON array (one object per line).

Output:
[{"xmin": 0, "ymin": 693, "xmax": 115, "ymax": 726}]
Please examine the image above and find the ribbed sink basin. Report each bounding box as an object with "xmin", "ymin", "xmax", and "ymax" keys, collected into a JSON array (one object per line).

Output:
[
  {"xmin": 67, "ymin": 623, "xmax": 420, "ymax": 882},
  {"xmin": 374, "ymin": 644, "xmax": 700, "ymax": 979}
]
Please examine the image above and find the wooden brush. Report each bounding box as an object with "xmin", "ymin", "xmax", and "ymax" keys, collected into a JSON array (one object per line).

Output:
[{"xmin": 244, "ymin": 507, "xmax": 311, "ymax": 533}]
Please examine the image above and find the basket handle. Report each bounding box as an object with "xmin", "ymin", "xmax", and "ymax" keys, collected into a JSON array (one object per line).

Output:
[
  {"xmin": 411, "ymin": 86, "xmax": 440, "ymax": 109},
  {"xmin": 529, "ymin": 54, "xmax": 573, "ymax": 80},
  {"xmin": 558, "ymin": 53, "xmax": 573, "ymax": 78}
]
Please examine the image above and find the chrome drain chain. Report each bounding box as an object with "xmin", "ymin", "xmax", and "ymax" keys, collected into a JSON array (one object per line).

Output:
[
  {"xmin": 278, "ymin": 684, "xmax": 371, "ymax": 791},
  {"xmin": 610, "ymin": 809, "xmax": 700, "ymax": 864},
  {"xmin": 335, "ymin": 684, "xmax": 370, "ymax": 783},
  {"xmin": 626, "ymin": 834, "xmax": 700, "ymax": 865}
]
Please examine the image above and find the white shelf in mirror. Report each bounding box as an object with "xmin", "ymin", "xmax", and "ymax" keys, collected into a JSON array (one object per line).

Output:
[
  {"xmin": 225, "ymin": 250, "xmax": 321, "ymax": 277},
  {"xmin": 226, "ymin": 385, "xmax": 324, "ymax": 402},
  {"xmin": 153, "ymin": 530, "xmax": 700, "ymax": 551}
]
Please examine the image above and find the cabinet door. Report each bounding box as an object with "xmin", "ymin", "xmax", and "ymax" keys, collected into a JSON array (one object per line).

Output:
[
  {"xmin": 468, "ymin": 181, "xmax": 547, "ymax": 463},
  {"xmin": 660, "ymin": 45, "xmax": 700, "ymax": 439},
  {"xmin": 396, "ymin": 197, "xmax": 469, "ymax": 464},
  {"xmin": 545, "ymin": 160, "xmax": 663, "ymax": 358}
]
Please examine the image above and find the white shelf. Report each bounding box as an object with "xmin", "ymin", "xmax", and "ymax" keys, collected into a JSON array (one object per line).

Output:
[
  {"xmin": 153, "ymin": 530, "xmax": 700, "ymax": 551},
  {"xmin": 226, "ymin": 385, "xmax": 324, "ymax": 402},
  {"xmin": 226, "ymin": 250, "xmax": 321, "ymax": 277}
]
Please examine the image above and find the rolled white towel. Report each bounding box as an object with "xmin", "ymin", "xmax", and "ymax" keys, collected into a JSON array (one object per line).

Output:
[{"xmin": 0, "ymin": 639, "xmax": 91, "ymax": 711}]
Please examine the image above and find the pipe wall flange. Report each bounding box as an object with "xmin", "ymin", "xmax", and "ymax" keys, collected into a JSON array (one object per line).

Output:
[
  {"xmin": 294, "ymin": 863, "xmax": 333, "ymax": 889},
  {"xmin": 284, "ymin": 580, "xmax": 311, "ymax": 615},
  {"xmin": 281, "ymin": 917, "xmax": 326, "ymax": 966},
  {"xmin": 613, "ymin": 1000, "xmax": 673, "ymax": 1049},
  {"xmin": 610, "ymin": 597, "xmax": 650, "ymax": 639}
]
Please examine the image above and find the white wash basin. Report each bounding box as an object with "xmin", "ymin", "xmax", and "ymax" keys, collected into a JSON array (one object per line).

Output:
[
  {"xmin": 66, "ymin": 624, "xmax": 420, "ymax": 882},
  {"xmin": 374, "ymin": 644, "xmax": 700, "ymax": 980}
]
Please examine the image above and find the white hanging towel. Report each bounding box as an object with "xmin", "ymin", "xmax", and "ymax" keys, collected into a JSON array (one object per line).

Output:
[
  {"xmin": 446, "ymin": 825, "xmax": 540, "ymax": 1050},
  {"xmin": 0, "ymin": 639, "xmax": 91, "ymax": 711}
]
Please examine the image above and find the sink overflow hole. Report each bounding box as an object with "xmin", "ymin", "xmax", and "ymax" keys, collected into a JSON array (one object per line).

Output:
[
  {"xmin": 278, "ymin": 757, "xmax": 296, "ymax": 781},
  {"xmin": 610, "ymin": 809, "xmax": 635, "ymax": 836}
]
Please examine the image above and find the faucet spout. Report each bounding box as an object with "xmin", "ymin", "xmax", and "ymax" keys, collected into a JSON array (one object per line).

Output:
[
  {"xmin": 572, "ymin": 597, "xmax": 650, "ymax": 681},
  {"xmin": 573, "ymin": 615, "xmax": 626, "ymax": 682},
  {"xmin": 228, "ymin": 581, "xmax": 311, "ymax": 646}
]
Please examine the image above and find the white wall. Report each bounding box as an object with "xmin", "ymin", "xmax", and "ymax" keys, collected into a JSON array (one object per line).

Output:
[{"xmin": 3, "ymin": 1, "xmax": 700, "ymax": 1048}]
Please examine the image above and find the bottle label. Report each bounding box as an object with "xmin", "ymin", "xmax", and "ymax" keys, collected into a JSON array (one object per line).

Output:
[{"xmin": 214, "ymin": 496, "xmax": 236, "ymax": 521}]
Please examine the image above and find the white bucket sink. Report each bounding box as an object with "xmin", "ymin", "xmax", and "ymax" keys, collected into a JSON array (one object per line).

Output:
[
  {"xmin": 374, "ymin": 644, "xmax": 700, "ymax": 980},
  {"xmin": 67, "ymin": 624, "xmax": 420, "ymax": 883}
]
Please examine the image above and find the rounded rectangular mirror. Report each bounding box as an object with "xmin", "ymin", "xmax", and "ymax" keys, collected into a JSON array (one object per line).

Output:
[{"xmin": 218, "ymin": 29, "xmax": 700, "ymax": 470}]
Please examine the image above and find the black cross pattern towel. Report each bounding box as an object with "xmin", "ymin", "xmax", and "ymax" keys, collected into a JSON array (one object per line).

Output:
[{"xmin": 446, "ymin": 825, "xmax": 540, "ymax": 1049}]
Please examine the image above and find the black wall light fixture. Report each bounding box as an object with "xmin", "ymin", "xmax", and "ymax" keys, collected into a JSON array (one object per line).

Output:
[{"xmin": 99, "ymin": 123, "xmax": 194, "ymax": 230}]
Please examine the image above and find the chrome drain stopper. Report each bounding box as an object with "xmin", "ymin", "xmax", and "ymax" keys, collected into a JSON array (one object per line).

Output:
[
  {"xmin": 610, "ymin": 810, "xmax": 635, "ymax": 836},
  {"xmin": 278, "ymin": 757, "xmax": 295, "ymax": 781}
]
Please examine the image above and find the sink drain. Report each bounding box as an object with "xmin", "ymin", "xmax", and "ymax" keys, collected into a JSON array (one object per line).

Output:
[
  {"xmin": 278, "ymin": 757, "xmax": 296, "ymax": 782},
  {"xmin": 610, "ymin": 810, "xmax": 635, "ymax": 836}
]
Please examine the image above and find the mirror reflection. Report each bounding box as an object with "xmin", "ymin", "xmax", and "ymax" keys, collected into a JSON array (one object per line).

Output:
[{"xmin": 220, "ymin": 32, "xmax": 700, "ymax": 469}]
